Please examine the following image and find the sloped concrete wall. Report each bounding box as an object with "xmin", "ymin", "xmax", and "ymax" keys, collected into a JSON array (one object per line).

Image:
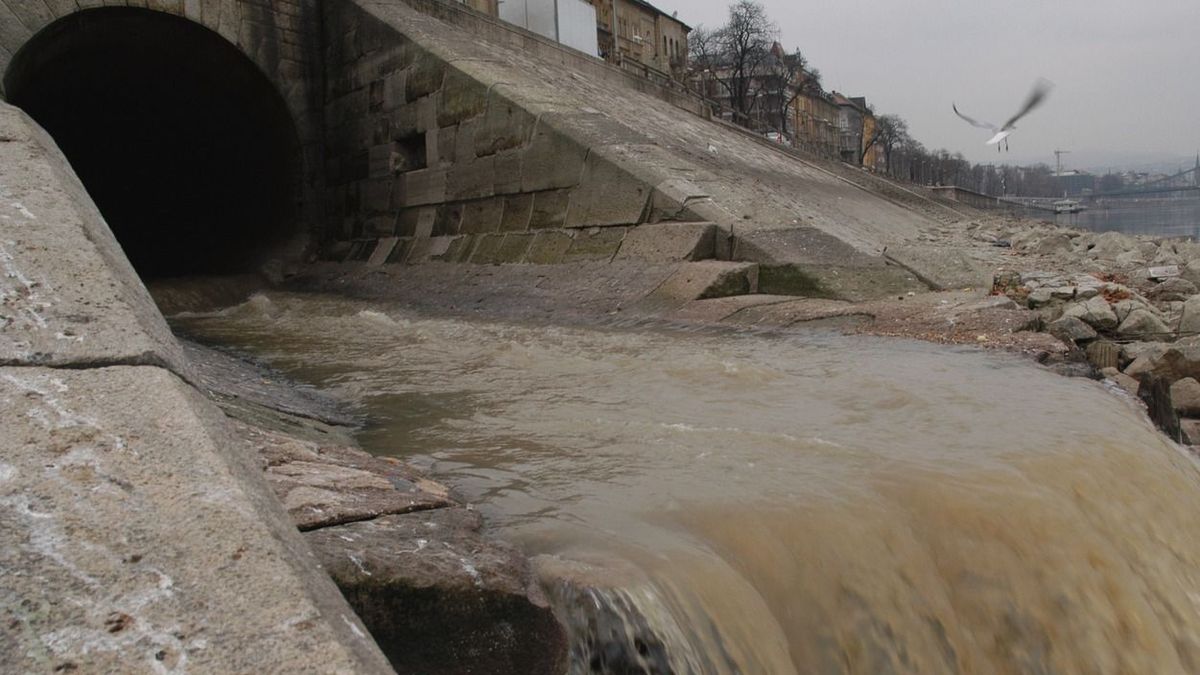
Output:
[
  {"xmin": 322, "ymin": 0, "xmax": 939, "ymax": 299},
  {"xmin": 0, "ymin": 103, "xmax": 394, "ymax": 672}
]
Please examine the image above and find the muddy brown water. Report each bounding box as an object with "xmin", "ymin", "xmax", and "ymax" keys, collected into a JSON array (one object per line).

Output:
[{"xmin": 173, "ymin": 291, "xmax": 1200, "ymax": 674}]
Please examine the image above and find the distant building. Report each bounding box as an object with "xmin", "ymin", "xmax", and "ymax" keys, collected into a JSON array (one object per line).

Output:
[
  {"xmin": 587, "ymin": 0, "xmax": 690, "ymax": 80},
  {"xmin": 491, "ymin": 0, "xmax": 689, "ymax": 81},
  {"xmin": 828, "ymin": 93, "xmax": 883, "ymax": 169},
  {"xmin": 497, "ymin": 0, "xmax": 600, "ymax": 56},
  {"xmin": 790, "ymin": 90, "xmax": 839, "ymax": 158}
]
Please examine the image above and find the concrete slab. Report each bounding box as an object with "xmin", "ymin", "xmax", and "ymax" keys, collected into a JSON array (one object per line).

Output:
[
  {"xmin": 0, "ymin": 365, "xmax": 392, "ymax": 674},
  {"xmin": 614, "ymin": 222, "xmax": 718, "ymax": 262},
  {"xmin": 633, "ymin": 261, "xmax": 758, "ymax": 313},
  {"xmin": 0, "ymin": 104, "xmax": 189, "ymax": 377}
]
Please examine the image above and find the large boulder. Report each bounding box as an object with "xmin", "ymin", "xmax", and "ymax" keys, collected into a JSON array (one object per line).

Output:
[
  {"xmin": 305, "ymin": 509, "xmax": 568, "ymax": 675},
  {"xmin": 1088, "ymin": 231, "xmax": 1139, "ymax": 260},
  {"xmin": 1062, "ymin": 296, "xmax": 1118, "ymax": 330},
  {"xmin": 1117, "ymin": 308, "xmax": 1172, "ymax": 342},
  {"xmin": 1171, "ymin": 377, "xmax": 1200, "ymax": 416},
  {"xmin": 1147, "ymin": 277, "xmax": 1198, "ymax": 303},
  {"xmin": 1048, "ymin": 316, "xmax": 1097, "ymax": 344},
  {"xmin": 1178, "ymin": 295, "xmax": 1200, "ymax": 336}
]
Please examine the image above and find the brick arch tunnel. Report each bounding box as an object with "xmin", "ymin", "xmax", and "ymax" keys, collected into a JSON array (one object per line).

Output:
[{"xmin": 3, "ymin": 8, "xmax": 304, "ymax": 279}]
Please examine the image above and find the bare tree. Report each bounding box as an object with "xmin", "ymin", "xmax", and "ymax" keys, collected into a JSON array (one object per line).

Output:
[
  {"xmin": 689, "ymin": 0, "xmax": 778, "ymax": 129},
  {"xmin": 872, "ymin": 114, "xmax": 909, "ymax": 174},
  {"xmin": 760, "ymin": 45, "xmax": 821, "ymax": 137}
]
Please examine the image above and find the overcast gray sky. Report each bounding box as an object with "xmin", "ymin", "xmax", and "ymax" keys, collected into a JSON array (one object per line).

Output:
[{"xmin": 650, "ymin": 0, "xmax": 1200, "ymax": 172}]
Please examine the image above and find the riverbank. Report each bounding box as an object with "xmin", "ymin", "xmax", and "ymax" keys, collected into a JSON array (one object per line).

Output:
[{"xmin": 274, "ymin": 207, "xmax": 1200, "ymax": 448}]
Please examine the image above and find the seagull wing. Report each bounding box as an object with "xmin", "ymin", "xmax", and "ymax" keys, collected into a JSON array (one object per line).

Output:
[
  {"xmin": 952, "ymin": 104, "xmax": 998, "ymax": 132},
  {"xmin": 1000, "ymin": 78, "xmax": 1053, "ymax": 130}
]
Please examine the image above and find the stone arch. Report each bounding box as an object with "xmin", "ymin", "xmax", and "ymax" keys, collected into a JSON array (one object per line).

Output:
[{"xmin": 0, "ymin": 2, "xmax": 321, "ymax": 278}]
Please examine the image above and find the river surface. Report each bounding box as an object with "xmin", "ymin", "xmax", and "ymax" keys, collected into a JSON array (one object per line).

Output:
[
  {"xmin": 174, "ymin": 291, "xmax": 1200, "ymax": 674},
  {"xmin": 1023, "ymin": 197, "xmax": 1200, "ymax": 239}
]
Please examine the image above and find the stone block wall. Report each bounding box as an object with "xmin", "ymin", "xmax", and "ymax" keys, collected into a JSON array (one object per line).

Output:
[{"xmin": 321, "ymin": 0, "xmax": 717, "ymax": 267}]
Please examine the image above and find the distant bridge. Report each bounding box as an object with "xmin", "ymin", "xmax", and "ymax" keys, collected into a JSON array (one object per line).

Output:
[{"xmin": 1085, "ymin": 165, "xmax": 1200, "ymax": 200}]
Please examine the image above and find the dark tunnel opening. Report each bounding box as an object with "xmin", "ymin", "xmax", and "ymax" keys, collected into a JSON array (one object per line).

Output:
[{"xmin": 4, "ymin": 8, "xmax": 304, "ymax": 279}]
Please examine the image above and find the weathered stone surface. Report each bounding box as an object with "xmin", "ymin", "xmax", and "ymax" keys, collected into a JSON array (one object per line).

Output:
[
  {"xmin": 565, "ymin": 151, "xmax": 651, "ymax": 228},
  {"xmin": 1171, "ymin": 377, "xmax": 1200, "ymax": 417},
  {"xmin": 563, "ymin": 226, "xmax": 626, "ymax": 261},
  {"xmin": 528, "ymin": 189, "xmax": 571, "ymax": 229},
  {"xmin": 1117, "ymin": 308, "xmax": 1172, "ymax": 341},
  {"xmin": 305, "ymin": 509, "xmax": 569, "ymax": 675},
  {"xmin": 614, "ymin": 222, "xmax": 717, "ymax": 262},
  {"xmin": 883, "ymin": 245, "xmax": 992, "ymax": 292},
  {"xmin": 0, "ymin": 105, "xmax": 189, "ymax": 376},
  {"xmin": 525, "ymin": 230, "xmax": 574, "ymax": 264},
  {"xmin": 1147, "ymin": 277, "xmax": 1197, "ymax": 302},
  {"xmin": 367, "ymin": 236, "xmax": 400, "ymax": 266},
  {"xmin": 1101, "ymin": 367, "xmax": 1140, "ymax": 396},
  {"xmin": 1062, "ymin": 296, "xmax": 1118, "ymax": 330},
  {"xmin": 1088, "ymin": 231, "xmax": 1139, "ymax": 260},
  {"xmin": 1125, "ymin": 344, "xmax": 1200, "ymax": 382},
  {"xmin": 1048, "ymin": 316, "xmax": 1097, "ymax": 343},
  {"xmin": 436, "ymin": 67, "xmax": 487, "ymax": 127},
  {"xmin": 635, "ymin": 261, "xmax": 758, "ymax": 312},
  {"xmin": 474, "ymin": 93, "xmax": 536, "ymax": 157},
  {"xmin": 1085, "ymin": 340, "xmax": 1121, "ymax": 370},
  {"xmin": 446, "ymin": 155, "xmax": 496, "ymax": 200},
  {"xmin": 1178, "ymin": 295, "xmax": 1200, "ymax": 336},
  {"xmin": 243, "ymin": 421, "xmax": 453, "ymax": 530},
  {"xmin": 460, "ymin": 196, "xmax": 504, "ymax": 234},
  {"xmin": 1183, "ymin": 418, "xmax": 1200, "ymax": 446},
  {"xmin": 401, "ymin": 166, "xmax": 448, "ymax": 206},
  {"xmin": 468, "ymin": 232, "xmax": 507, "ymax": 263},
  {"xmin": 520, "ymin": 117, "xmax": 586, "ymax": 192},
  {"xmin": 499, "ymin": 193, "xmax": 534, "ymax": 232},
  {"xmin": 0, "ymin": 366, "xmax": 392, "ymax": 673}
]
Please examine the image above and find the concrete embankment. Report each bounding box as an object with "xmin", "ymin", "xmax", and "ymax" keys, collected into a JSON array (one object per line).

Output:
[{"xmin": 0, "ymin": 103, "xmax": 396, "ymax": 671}]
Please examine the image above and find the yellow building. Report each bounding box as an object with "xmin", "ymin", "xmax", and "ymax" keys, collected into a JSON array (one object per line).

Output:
[
  {"xmin": 588, "ymin": 0, "xmax": 689, "ymax": 79},
  {"xmin": 861, "ymin": 112, "xmax": 884, "ymax": 171},
  {"xmin": 791, "ymin": 91, "xmax": 839, "ymax": 158}
]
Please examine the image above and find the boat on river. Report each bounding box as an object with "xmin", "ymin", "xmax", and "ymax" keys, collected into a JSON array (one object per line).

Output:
[{"xmin": 1054, "ymin": 198, "xmax": 1085, "ymax": 213}]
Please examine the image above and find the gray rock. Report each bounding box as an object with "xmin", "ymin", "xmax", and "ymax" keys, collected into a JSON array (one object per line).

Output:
[
  {"xmin": 1178, "ymin": 295, "xmax": 1200, "ymax": 336},
  {"xmin": 1033, "ymin": 232, "xmax": 1073, "ymax": 255},
  {"xmin": 246, "ymin": 422, "xmax": 455, "ymax": 530},
  {"xmin": 1062, "ymin": 296, "xmax": 1118, "ymax": 330},
  {"xmin": 1088, "ymin": 231, "xmax": 1139, "ymax": 260},
  {"xmin": 1101, "ymin": 367, "xmax": 1140, "ymax": 396},
  {"xmin": 1048, "ymin": 316, "xmax": 1098, "ymax": 343},
  {"xmin": 1171, "ymin": 377, "xmax": 1200, "ymax": 416},
  {"xmin": 1125, "ymin": 344, "xmax": 1200, "ymax": 381},
  {"xmin": 1115, "ymin": 250, "xmax": 1147, "ymax": 267},
  {"xmin": 1026, "ymin": 288, "xmax": 1055, "ymax": 307},
  {"xmin": 1121, "ymin": 341, "xmax": 1169, "ymax": 364},
  {"xmin": 305, "ymin": 509, "xmax": 568, "ymax": 675},
  {"xmin": 1147, "ymin": 277, "xmax": 1198, "ymax": 302},
  {"xmin": 1117, "ymin": 308, "xmax": 1172, "ymax": 341}
]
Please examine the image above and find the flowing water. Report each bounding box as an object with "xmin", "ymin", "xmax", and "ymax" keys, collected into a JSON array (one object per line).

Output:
[
  {"xmin": 174, "ymin": 291, "xmax": 1200, "ymax": 674},
  {"xmin": 1022, "ymin": 197, "xmax": 1200, "ymax": 238}
]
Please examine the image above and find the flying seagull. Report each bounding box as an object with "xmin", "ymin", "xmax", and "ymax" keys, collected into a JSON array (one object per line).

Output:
[{"xmin": 953, "ymin": 78, "xmax": 1053, "ymax": 152}]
